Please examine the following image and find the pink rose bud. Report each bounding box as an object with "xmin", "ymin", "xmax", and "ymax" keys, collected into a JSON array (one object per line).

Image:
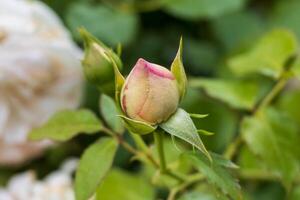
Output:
[{"xmin": 121, "ymin": 58, "xmax": 179, "ymax": 124}]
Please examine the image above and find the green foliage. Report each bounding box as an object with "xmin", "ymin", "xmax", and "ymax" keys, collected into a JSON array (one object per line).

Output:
[
  {"xmin": 184, "ymin": 152, "xmax": 242, "ymax": 200},
  {"xmin": 100, "ymin": 94, "xmax": 124, "ymax": 134},
  {"xmin": 270, "ymin": 0, "xmax": 300, "ymax": 39},
  {"xmin": 66, "ymin": 2, "xmax": 139, "ymax": 46},
  {"xmin": 241, "ymin": 108, "xmax": 300, "ymax": 186},
  {"xmin": 75, "ymin": 137, "xmax": 118, "ymax": 200},
  {"xmin": 211, "ymin": 11, "xmax": 264, "ymax": 51},
  {"xmin": 29, "ymin": 109, "xmax": 102, "ymax": 141},
  {"xmin": 96, "ymin": 168, "xmax": 155, "ymax": 200},
  {"xmin": 164, "ymin": 0, "xmax": 246, "ymax": 20},
  {"xmin": 15, "ymin": 1, "xmax": 300, "ymax": 199},
  {"xmin": 228, "ymin": 29, "xmax": 298, "ymax": 78},
  {"xmin": 190, "ymin": 78, "xmax": 259, "ymax": 110},
  {"xmin": 160, "ymin": 108, "xmax": 211, "ymax": 161}
]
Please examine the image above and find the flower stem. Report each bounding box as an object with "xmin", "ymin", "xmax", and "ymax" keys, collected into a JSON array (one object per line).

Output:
[{"xmin": 154, "ymin": 129, "xmax": 167, "ymax": 173}]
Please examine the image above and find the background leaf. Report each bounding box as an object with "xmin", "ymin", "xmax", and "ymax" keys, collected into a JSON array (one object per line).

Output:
[
  {"xmin": 29, "ymin": 109, "xmax": 102, "ymax": 141},
  {"xmin": 228, "ymin": 29, "xmax": 298, "ymax": 78},
  {"xmin": 160, "ymin": 108, "xmax": 211, "ymax": 160},
  {"xmin": 164, "ymin": 0, "xmax": 246, "ymax": 20},
  {"xmin": 100, "ymin": 94, "xmax": 124, "ymax": 134},
  {"xmin": 75, "ymin": 137, "xmax": 118, "ymax": 200},
  {"xmin": 96, "ymin": 168, "xmax": 155, "ymax": 200},
  {"xmin": 241, "ymin": 108, "xmax": 300, "ymax": 186},
  {"xmin": 184, "ymin": 152, "xmax": 242, "ymax": 200},
  {"xmin": 189, "ymin": 78, "xmax": 259, "ymax": 110},
  {"xmin": 66, "ymin": 2, "xmax": 139, "ymax": 46}
]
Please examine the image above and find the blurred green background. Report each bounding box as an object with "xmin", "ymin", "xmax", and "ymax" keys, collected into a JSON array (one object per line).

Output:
[{"xmin": 2, "ymin": 0, "xmax": 299, "ymax": 199}]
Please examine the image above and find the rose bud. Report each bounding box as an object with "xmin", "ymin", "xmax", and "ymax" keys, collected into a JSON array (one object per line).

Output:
[
  {"xmin": 80, "ymin": 29, "xmax": 122, "ymax": 88},
  {"xmin": 120, "ymin": 58, "xmax": 180, "ymax": 125}
]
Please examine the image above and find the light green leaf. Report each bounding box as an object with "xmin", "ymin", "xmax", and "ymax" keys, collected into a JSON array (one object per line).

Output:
[
  {"xmin": 164, "ymin": 0, "xmax": 246, "ymax": 20},
  {"xmin": 160, "ymin": 108, "xmax": 211, "ymax": 161},
  {"xmin": 75, "ymin": 137, "xmax": 118, "ymax": 200},
  {"xmin": 228, "ymin": 29, "xmax": 298, "ymax": 78},
  {"xmin": 118, "ymin": 115, "xmax": 157, "ymax": 135},
  {"xmin": 100, "ymin": 94, "xmax": 124, "ymax": 134},
  {"xmin": 184, "ymin": 152, "xmax": 242, "ymax": 200},
  {"xmin": 189, "ymin": 78, "xmax": 259, "ymax": 110},
  {"xmin": 241, "ymin": 108, "xmax": 300, "ymax": 186},
  {"xmin": 29, "ymin": 109, "xmax": 102, "ymax": 141},
  {"xmin": 171, "ymin": 37, "xmax": 187, "ymax": 100},
  {"xmin": 96, "ymin": 168, "xmax": 155, "ymax": 200},
  {"xmin": 66, "ymin": 2, "xmax": 139, "ymax": 46}
]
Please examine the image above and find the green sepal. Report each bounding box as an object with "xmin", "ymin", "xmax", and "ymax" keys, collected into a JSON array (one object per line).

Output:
[
  {"xmin": 112, "ymin": 60, "xmax": 125, "ymax": 108},
  {"xmin": 197, "ymin": 129, "xmax": 215, "ymax": 136},
  {"xmin": 171, "ymin": 37, "xmax": 187, "ymax": 100},
  {"xmin": 189, "ymin": 113, "xmax": 209, "ymax": 119},
  {"xmin": 118, "ymin": 115, "xmax": 157, "ymax": 135}
]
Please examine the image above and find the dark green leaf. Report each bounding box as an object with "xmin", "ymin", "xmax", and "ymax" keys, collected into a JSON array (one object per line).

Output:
[
  {"xmin": 270, "ymin": 0, "xmax": 300, "ymax": 40},
  {"xmin": 75, "ymin": 137, "xmax": 118, "ymax": 200},
  {"xmin": 184, "ymin": 152, "xmax": 242, "ymax": 200},
  {"xmin": 66, "ymin": 2, "xmax": 139, "ymax": 46},
  {"xmin": 29, "ymin": 109, "xmax": 102, "ymax": 141},
  {"xmin": 164, "ymin": 0, "xmax": 246, "ymax": 20},
  {"xmin": 160, "ymin": 108, "xmax": 211, "ymax": 161},
  {"xmin": 211, "ymin": 11, "xmax": 264, "ymax": 51},
  {"xmin": 100, "ymin": 94, "xmax": 124, "ymax": 134}
]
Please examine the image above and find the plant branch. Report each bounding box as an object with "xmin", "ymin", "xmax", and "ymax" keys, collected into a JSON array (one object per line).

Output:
[
  {"xmin": 168, "ymin": 174, "xmax": 205, "ymax": 200},
  {"xmin": 224, "ymin": 135, "xmax": 243, "ymax": 160},
  {"xmin": 154, "ymin": 129, "xmax": 167, "ymax": 172}
]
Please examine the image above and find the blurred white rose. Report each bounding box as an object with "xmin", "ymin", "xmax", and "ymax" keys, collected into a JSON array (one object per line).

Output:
[
  {"xmin": 0, "ymin": 159, "xmax": 79, "ymax": 200},
  {"xmin": 0, "ymin": 0, "xmax": 83, "ymax": 165}
]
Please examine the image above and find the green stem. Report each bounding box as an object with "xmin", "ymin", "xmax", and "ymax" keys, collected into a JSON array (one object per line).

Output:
[
  {"xmin": 153, "ymin": 129, "xmax": 185, "ymax": 182},
  {"xmin": 168, "ymin": 174, "xmax": 205, "ymax": 200},
  {"xmin": 154, "ymin": 129, "xmax": 167, "ymax": 172},
  {"xmin": 130, "ymin": 132, "xmax": 150, "ymax": 153},
  {"xmin": 254, "ymin": 75, "xmax": 288, "ymax": 114},
  {"xmin": 224, "ymin": 135, "xmax": 243, "ymax": 160}
]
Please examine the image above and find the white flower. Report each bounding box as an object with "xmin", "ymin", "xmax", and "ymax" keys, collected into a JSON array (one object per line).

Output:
[
  {"xmin": 0, "ymin": 159, "xmax": 79, "ymax": 200},
  {"xmin": 0, "ymin": 0, "xmax": 83, "ymax": 165}
]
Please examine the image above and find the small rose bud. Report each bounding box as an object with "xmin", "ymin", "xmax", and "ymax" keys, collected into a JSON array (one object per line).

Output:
[
  {"xmin": 80, "ymin": 29, "xmax": 122, "ymax": 86},
  {"xmin": 121, "ymin": 58, "xmax": 179, "ymax": 124}
]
